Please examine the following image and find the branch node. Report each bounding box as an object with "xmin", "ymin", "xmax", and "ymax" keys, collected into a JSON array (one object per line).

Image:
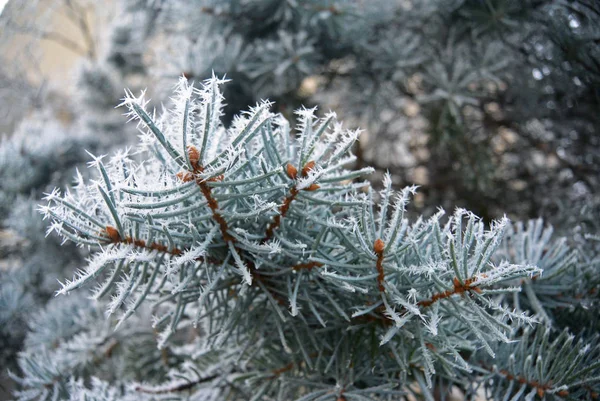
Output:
[{"xmin": 374, "ymin": 238, "xmax": 385, "ymax": 292}]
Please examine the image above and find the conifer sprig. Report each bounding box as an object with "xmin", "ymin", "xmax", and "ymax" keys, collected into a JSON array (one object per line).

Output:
[{"xmin": 38, "ymin": 77, "xmax": 595, "ymax": 399}]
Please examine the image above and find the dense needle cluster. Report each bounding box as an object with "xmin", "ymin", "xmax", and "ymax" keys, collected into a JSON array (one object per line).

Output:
[{"xmin": 21, "ymin": 77, "xmax": 600, "ymax": 400}]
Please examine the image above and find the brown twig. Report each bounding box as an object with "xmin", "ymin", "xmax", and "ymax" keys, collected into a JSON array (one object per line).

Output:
[
  {"xmin": 293, "ymin": 261, "xmax": 324, "ymax": 271},
  {"xmin": 271, "ymin": 361, "xmax": 295, "ymax": 377},
  {"xmin": 356, "ymin": 275, "xmax": 484, "ymax": 326},
  {"xmin": 264, "ymin": 187, "xmax": 299, "ymax": 241},
  {"xmin": 185, "ymin": 146, "xmax": 235, "ymax": 243},
  {"xmin": 103, "ymin": 226, "xmax": 183, "ymax": 256},
  {"xmin": 417, "ymin": 277, "xmax": 482, "ymax": 308},
  {"xmin": 374, "ymin": 238, "xmax": 386, "ymax": 292},
  {"xmin": 481, "ymin": 363, "xmax": 569, "ymax": 398},
  {"xmin": 263, "ymin": 161, "xmax": 319, "ymax": 242}
]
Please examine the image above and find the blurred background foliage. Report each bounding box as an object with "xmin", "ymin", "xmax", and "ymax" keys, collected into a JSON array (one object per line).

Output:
[{"xmin": 2, "ymin": 0, "xmax": 598, "ymax": 221}]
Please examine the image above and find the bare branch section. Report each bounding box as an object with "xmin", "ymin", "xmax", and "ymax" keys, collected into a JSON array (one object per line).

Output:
[
  {"xmin": 263, "ymin": 161, "xmax": 319, "ymax": 242},
  {"xmin": 480, "ymin": 363, "xmax": 570, "ymax": 399},
  {"xmin": 374, "ymin": 238, "xmax": 385, "ymax": 292},
  {"xmin": 183, "ymin": 145, "xmax": 235, "ymax": 243},
  {"xmin": 417, "ymin": 277, "xmax": 482, "ymax": 308},
  {"xmin": 103, "ymin": 226, "xmax": 183, "ymax": 256}
]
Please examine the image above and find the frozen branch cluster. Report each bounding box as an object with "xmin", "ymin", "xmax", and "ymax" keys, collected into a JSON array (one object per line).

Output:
[{"xmin": 25, "ymin": 78, "xmax": 600, "ymax": 400}]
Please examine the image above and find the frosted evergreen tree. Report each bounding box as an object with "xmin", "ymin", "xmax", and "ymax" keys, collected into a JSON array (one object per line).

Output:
[
  {"xmin": 1, "ymin": 1, "xmax": 599, "ymax": 400},
  {"xmin": 12, "ymin": 77, "xmax": 597, "ymax": 400}
]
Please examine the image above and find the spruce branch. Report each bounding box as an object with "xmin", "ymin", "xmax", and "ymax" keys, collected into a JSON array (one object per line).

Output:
[
  {"xmin": 36, "ymin": 77, "xmax": 595, "ymax": 400},
  {"xmin": 479, "ymin": 327, "xmax": 600, "ymax": 400}
]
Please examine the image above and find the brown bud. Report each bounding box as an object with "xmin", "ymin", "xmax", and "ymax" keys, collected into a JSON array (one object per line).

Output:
[
  {"xmin": 337, "ymin": 397, "xmax": 347, "ymax": 401},
  {"xmin": 301, "ymin": 160, "xmax": 316, "ymax": 177},
  {"xmin": 105, "ymin": 226, "xmax": 121, "ymax": 242},
  {"xmin": 557, "ymin": 390, "xmax": 570, "ymax": 397},
  {"xmin": 176, "ymin": 171, "xmax": 194, "ymax": 182},
  {"xmin": 373, "ymin": 238, "xmax": 385, "ymax": 254},
  {"xmin": 304, "ymin": 183, "xmax": 320, "ymax": 191},
  {"xmin": 453, "ymin": 277, "xmax": 463, "ymax": 288},
  {"xmin": 537, "ymin": 388, "xmax": 545, "ymax": 398},
  {"xmin": 286, "ymin": 163, "xmax": 298, "ymax": 180},
  {"xmin": 188, "ymin": 146, "xmax": 200, "ymax": 166}
]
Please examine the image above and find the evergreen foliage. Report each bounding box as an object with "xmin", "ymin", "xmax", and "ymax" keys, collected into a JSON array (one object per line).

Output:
[
  {"xmin": 23, "ymin": 78, "xmax": 599, "ymax": 400},
  {"xmin": 1, "ymin": 1, "xmax": 599, "ymax": 400}
]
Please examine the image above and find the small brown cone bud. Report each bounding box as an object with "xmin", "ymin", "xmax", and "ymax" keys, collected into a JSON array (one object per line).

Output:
[
  {"xmin": 304, "ymin": 183, "xmax": 320, "ymax": 191},
  {"xmin": 286, "ymin": 163, "xmax": 298, "ymax": 180},
  {"xmin": 176, "ymin": 171, "xmax": 194, "ymax": 182},
  {"xmin": 105, "ymin": 226, "xmax": 121, "ymax": 242},
  {"xmin": 557, "ymin": 390, "xmax": 569, "ymax": 397},
  {"xmin": 301, "ymin": 160, "xmax": 316, "ymax": 177},
  {"xmin": 537, "ymin": 388, "xmax": 545, "ymax": 398},
  {"xmin": 373, "ymin": 238, "xmax": 385, "ymax": 255},
  {"xmin": 188, "ymin": 146, "xmax": 200, "ymax": 167}
]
